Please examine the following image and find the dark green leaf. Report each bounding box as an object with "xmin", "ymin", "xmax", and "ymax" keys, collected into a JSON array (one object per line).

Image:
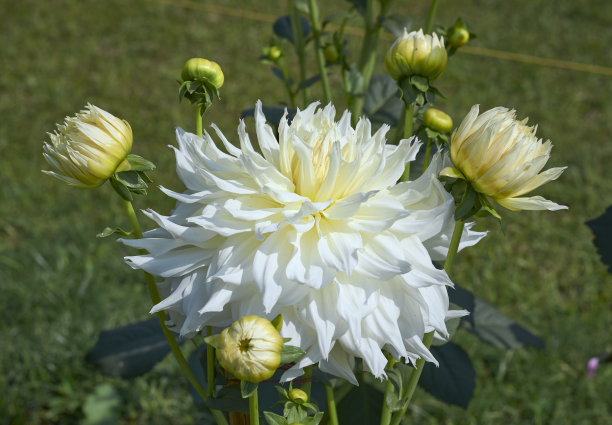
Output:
[
  {"xmin": 241, "ymin": 105, "xmax": 297, "ymax": 127},
  {"xmin": 454, "ymin": 184, "xmax": 478, "ymax": 221},
  {"xmin": 206, "ymin": 385, "xmax": 249, "ymax": 413},
  {"xmin": 264, "ymin": 411, "xmax": 289, "ymax": 425},
  {"xmin": 363, "ymin": 75, "xmax": 403, "ymax": 127},
  {"xmin": 85, "ymin": 318, "xmax": 172, "ymax": 378},
  {"xmin": 241, "ymin": 380, "xmax": 259, "ymax": 398},
  {"xmin": 586, "ymin": 206, "xmax": 612, "ymax": 272},
  {"xmin": 387, "ymin": 362, "xmax": 415, "ymax": 409},
  {"xmin": 337, "ymin": 380, "xmax": 382, "ymax": 424},
  {"xmin": 109, "ymin": 176, "xmax": 133, "ymax": 201},
  {"xmin": 419, "ymin": 342, "xmax": 475, "ymax": 408},
  {"xmin": 96, "ymin": 227, "xmax": 131, "ymax": 238},
  {"xmin": 126, "ymin": 154, "xmax": 156, "ymax": 172},
  {"xmin": 271, "ymin": 67, "xmax": 292, "ymax": 85},
  {"xmin": 297, "ymin": 74, "xmax": 321, "ymax": 90},
  {"xmin": 273, "ymin": 15, "xmax": 311, "ymax": 44},
  {"xmin": 448, "ymin": 284, "xmax": 475, "ymax": 319},
  {"xmin": 462, "ymin": 298, "xmax": 545, "ymax": 349},
  {"xmin": 280, "ymin": 345, "xmax": 307, "ymax": 364},
  {"xmin": 345, "ymin": 0, "xmax": 366, "ymax": 15}
]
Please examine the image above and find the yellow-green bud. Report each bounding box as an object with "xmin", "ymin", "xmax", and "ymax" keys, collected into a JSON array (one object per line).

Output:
[
  {"xmin": 181, "ymin": 58, "xmax": 224, "ymax": 89},
  {"xmin": 288, "ymin": 388, "xmax": 308, "ymax": 404},
  {"xmin": 213, "ymin": 315, "xmax": 283, "ymax": 383},
  {"xmin": 423, "ymin": 108, "xmax": 453, "ymax": 133},
  {"xmin": 448, "ymin": 22, "xmax": 470, "ymax": 48},
  {"xmin": 324, "ymin": 44, "xmax": 340, "ymax": 63},
  {"xmin": 267, "ymin": 46, "xmax": 283, "ymax": 61},
  {"xmin": 42, "ymin": 104, "xmax": 132, "ymax": 188},
  {"xmin": 385, "ymin": 29, "xmax": 447, "ymax": 82}
]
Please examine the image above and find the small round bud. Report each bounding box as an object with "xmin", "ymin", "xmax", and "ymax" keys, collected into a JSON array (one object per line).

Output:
[
  {"xmin": 42, "ymin": 104, "xmax": 132, "ymax": 188},
  {"xmin": 448, "ymin": 20, "xmax": 470, "ymax": 48},
  {"xmin": 181, "ymin": 58, "xmax": 224, "ymax": 89},
  {"xmin": 324, "ymin": 44, "xmax": 340, "ymax": 63},
  {"xmin": 423, "ymin": 108, "xmax": 453, "ymax": 133},
  {"xmin": 385, "ymin": 29, "xmax": 447, "ymax": 82},
  {"xmin": 288, "ymin": 388, "xmax": 308, "ymax": 404},
  {"xmin": 267, "ymin": 46, "xmax": 283, "ymax": 61}
]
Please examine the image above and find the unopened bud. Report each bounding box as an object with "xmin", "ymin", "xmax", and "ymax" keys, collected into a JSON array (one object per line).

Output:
[
  {"xmin": 324, "ymin": 44, "xmax": 340, "ymax": 63},
  {"xmin": 385, "ymin": 29, "xmax": 447, "ymax": 82},
  {"xmin": 448, "ymin": 19, "xmax": 470, "ymax": 48},
  {"xmin": 181, "ymin": 58, "xmax": 224, "ymax": 89},
  {"xmin": 288, "ymin": 388, "xmax": 308, "ymax": 404},
  {"xmin": 423, "ymin": 108, "xmax": 453, "ymax": 133}
]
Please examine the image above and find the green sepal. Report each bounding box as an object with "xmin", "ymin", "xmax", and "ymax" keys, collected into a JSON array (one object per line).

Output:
[
  {"xmin": 263, "ymin": 411, "xmax": 289, "ymax": 425},
  {"xmin": 280, "ymin": 345, "xmax": 307, "ymax": 364},
  {"xmin": 110, "ymin": 176, "xmax": 133, "ymax": 201},
  {"xmin": 126, "ymin": 154, "xmax": 156, "ymax": 172},
  {"xmin": 204, "ymin": 334, "xmax": 221, "ymax": 349},
  {"xmin": 302, "ymin": 412, "xmax": 324, "ymax": 425},
  {"xmin": 387, "ymin": 362, "xmax": 415, "ymax": 410},
  {"xmin": 96, "ymin": 227, "xmax": 132, "ymax": 238},
  {"xmin": 454, "ymin": 183, "xmax": 481, "ymax": 221},
  {"xmin": 240, "ymin": 380, "xmax": 259, "ymax": 398},
  {"xmin": 408, "ymin": 75, "xmax": 429, "ymax": 93},
  {"xmin": 114, "ymin": 171, "xmax": 148, "ymax": 190},
  {"xmin": 478, "ymin": 193, "xmax": 502, "ymax": 220},
  {"xmin": 271, "ymin": 314, "xmax": 283, "ymax": 332}
]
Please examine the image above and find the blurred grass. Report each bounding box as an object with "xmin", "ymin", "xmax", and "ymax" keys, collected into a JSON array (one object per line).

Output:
[{"xmin": 1, "ymin": 0, "xmax": 611, "ymax": 424}]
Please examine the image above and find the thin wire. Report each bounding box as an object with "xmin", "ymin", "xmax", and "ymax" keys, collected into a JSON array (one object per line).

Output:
[{"xmin": 142, "ymin": 0, "xmax": 612, "ymax": 77}]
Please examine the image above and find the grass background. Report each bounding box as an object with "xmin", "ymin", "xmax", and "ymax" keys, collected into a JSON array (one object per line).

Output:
[{"xmin": 1, "ymin": 0, "xmax": 611, "ymax": 423}]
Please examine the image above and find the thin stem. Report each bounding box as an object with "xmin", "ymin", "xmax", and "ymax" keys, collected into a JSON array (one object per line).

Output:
[
  {"xmin": 325, "ymin": 385, "xmax": 339, "ymax": 425},
  {"xmin": 379, "ymin": 355, "xmax": 397, "ymax": 425},
  {"xmin": 443, "ymin": 219, "xmax": 465, "ymax": 274},
  {"xmin": 249, "ymin": 387, "xmax": 260, "ymax": 425},
  {"xmin": 389, "ymin": 332, "xmax": 434, "ymax": 425},
  {"xmin": 196, "ymin": 105, "xmax": 203, "ymax": 137},
  {"xmin": 279, "ymin": 59, "xmax": 297, "ymax": 108},
  {"xmin": 307, "ymin": 0, "xmax": 331, "ymax": 103},
  {"xmin": 301, "ymin": 365, "xmax": 313, "ymax": 398},
  {"xmin": 121, "ymin": 200, "xmax": 228, "ymax": 425},
  {"xmin": 400, "ymin": 102, "xmax": 415, "ymax": 181},
  {"xmin": 289, "ymin": 0, "xmax": 308, "ymax": 107},
  {"xmin": 207, "ymin": 325, "xmax": 216, "ymax": 397},
  {"xmin": 424, "ymin": 0, "xmax": 440, "ymax": 34},
  {"xmin": 422, "ymin": 138, "xmax": 433, "ymax": 172}
]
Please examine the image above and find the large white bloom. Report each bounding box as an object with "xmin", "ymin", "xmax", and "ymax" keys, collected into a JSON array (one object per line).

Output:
[{"xmin": 123, "ymin": 101, "xmax": 485, "ymax": 383}]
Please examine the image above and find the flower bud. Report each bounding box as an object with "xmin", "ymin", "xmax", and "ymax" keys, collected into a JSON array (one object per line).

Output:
[
  {"xmin": 266, "ymin": 46, "xmax": 283, "ymax": 61},
  {"xmin": 423, "ymin": 108, "xmax": 453, "ymax": 133},
  {"xmin": 42, "ymin": 104, "xmax": 132, "ymax": 188},
  {"xmin": 288, "ymin": 388, "xmax": 308, "ymax": 404},
  {"xmin": 181, "ymin": 58, "xmax": 224, "ymax": 89},
  {"xmin": 441, "ymin": 105, "xmax": 567, "ymax": 211},
  {"xmin": 212, "ymin": 315, "xmax": 283, "ymax": 383},
  {"xmin": 385, "ymin": 29, "xmax": 447, "ymax": 82},
  {"xmin": 448, "ymin": 19, "xmax": 470, "ymax": 48},
  {"xmin": 324, "ymin": 44, "xmax": 340, "ymax": 64}
]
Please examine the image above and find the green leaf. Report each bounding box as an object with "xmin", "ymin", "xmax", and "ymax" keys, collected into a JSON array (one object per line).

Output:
[
  {"xmin": 461, "ymin": 298, "xmax": 545, "ymax": 349},
  {"xmin": 96, "ymin": 227, "xmax": 131, "ymax": 238},
  {"xmin": 85, "ymin": 318, "xmax": 172, "ymax": 378},
  {"xmin": 126, "ymin": 154, "xmax": 156, "ymax": 172},
  {"xmin": 273, "ymin": 15, "xmax": 311, "ymax": 44},
  {"xmin": 387, "ymin": 362, "xmax": 414, "ymax": 409},
  {"xmin": 271, "ymin": 67, "xmax": 292, "ymax": 85},
  {"xmin": 280, "ymin": 345, "xmax": 307, "ymax": 364},
  {"xmin": 241, "ymin": 105, "xmax": 297, "ymax": 127},
  {"xmin": 241, "ymin": 380, "xmax": 259, "ymax": 398},
  {"xmin": 363, "ymin": 75, "xmax": 403, "ymax": 127},
  {"xmin": 586, "ymin": 206, "xmax": 612, "ymax": 272},
  {"xmin": 82, "ymin": 383, "xmax": 121, "ymax": 425},
  {"xmin": 206, "ymin": 385, "xmax": 249, "ymax": 413},
  {"xmin": 419, "ymin": 342, "xmax": 476, "ymax": 408},
  {"xmin": 264, "ymin": 411, "xmax": 289, "ymax": 425},
  {"xmin": 337, "ymin": 380, "xmax": 383, "ymax": 424},
  {"xmin": 448, "ymin": 284, "xmax": 475, "ymax": 326},
  {"xmin": 297, "ymin": 74, "xmax": 322, "ymax": 90}
]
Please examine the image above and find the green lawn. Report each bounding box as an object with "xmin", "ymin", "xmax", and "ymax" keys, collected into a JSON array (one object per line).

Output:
[{"xmin": 1, "ymin": 0, "xmax": 611, "ymax": 424}]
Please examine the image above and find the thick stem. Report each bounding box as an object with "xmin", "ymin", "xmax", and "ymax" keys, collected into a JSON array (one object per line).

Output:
[
  {"xmin": 379, "ymin": 355, "xmax": 397, "ymax": 425},
  {"xmin": 307, "ymin": 0, "xmax": 331, "ymax": 103},
  {"xmin": 249, "ymin": 387, "xmax": 260, "ymax": 425},
  {"xmin": 422, "ymin": 138, "xmax": 433, "ymax": 173},
  {"xmin": 443, "ymin": 219, "xmax": 465, "ymax": 274},
  {"xmin": 289, "ymin": 0, "xmax": 308, "ymax": 107},
  {"xmin": 400, "ymin": 102, "xmax": 415, "ymax": 181},
  {"xmin": 121, "ymin": 200, "xmax": 228, "ymax": 425},
  {"xmin": 325, "ymin": 385, "xmax": 339, "ymax": 425},
  {"xmin": 389, "ymin": 332, "xmax": 434, "ymax": 425},
  {"xmin": 207, "ymin": 325, "xmax": 216, "ymax": 397},
  {"xmin": 196, "ymin": 104, "xmax": 203, "ymax": 137},
  {"xmin": 424, "ymin": 0, "xmax": 440, "ymax": 34}
]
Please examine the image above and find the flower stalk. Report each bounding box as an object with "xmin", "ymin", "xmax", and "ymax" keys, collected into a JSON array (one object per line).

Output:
[
  {"xmin": 325, "ymin": 384, "xmax": 339, "ymax": 425},
  {"xmin": 379, "ymin": 355, "xmax": 398, "ymax": 425},
  {"xmin": 307, "ymin": 0, "xmax": 332, "ymax": 103},
  {"xmin": 424, "ymin": 0, "xmax": 440, "ymax": 34},
  {"xmin": 289, "ymin": 0, "xmax": 308, "ymax": 107},
  {"xmin": 249, "ymin": 387, "xmax": 260, "ymax": 425}
]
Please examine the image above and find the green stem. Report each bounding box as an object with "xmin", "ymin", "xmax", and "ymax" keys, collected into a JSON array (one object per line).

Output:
[
  {"xmin": 424, "ymin": 0, "xmax": 440, "ymax": 34},
  {"xmin": 301, "ymin": 365, "xmax": 313, "ymax": 398},
  {"xmin": 307, "ymin": 0, "xmax": 331, "ymax": 103},
  {"xmin": 121, "ymin": 200, "xmax": 228, "ymax": 425},
  {"xmin": 279, "ymin": 59, "xmax": 296, "ymax": 108},
  {"xmin": 400, "ymin": 102, "xmax": 415, "ymax": 181},
  {"xmin": 389, "ymin": 332, "xmax": 434, "ymax": 425},
  {"xmin": 207, "ymin": 325, "xmax": 215, "ymax": 397},
  {"xmin": 196, "ymin": 104, "xmax": 203, "ymax": 137},
  {"xmin": 325, "ymin": 385, "xmax": 339, "ymax": 425},
  {"xmin": 249, "ymin": 387, "xmax": 260, "ymax": 425},
  {"xmin": 379, "ymin": 355, "xmax": 398, "ymax": 425},
  {"xmin": 289, "ymin": 0, "xmax": 308, "ymax": 107},
  {"xmin": 422, "ymin": 138, "xmax": 433, "ymax": 172},
  {"xmin": 443, "ymin": 219, "xmax": 465, "ymax": 274}
]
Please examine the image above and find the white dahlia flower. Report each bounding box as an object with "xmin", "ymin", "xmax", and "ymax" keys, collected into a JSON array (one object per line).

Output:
[{"xmin": 123, "ymin": 101, "xmax": 485, "ymax": 383}]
